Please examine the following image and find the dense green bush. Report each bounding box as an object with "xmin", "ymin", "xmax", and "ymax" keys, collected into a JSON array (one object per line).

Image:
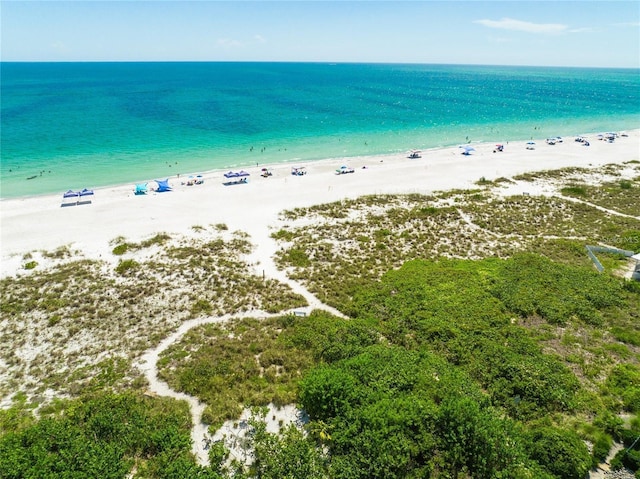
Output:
[
  {"xmin": 606, "ymin": 364, "xmax": 640, "ymax": 412},
  {"xmin": 350, "ymin": 257, "xmax": 581, "ymax": 418},
  {"xmin": 284, "ymin": 248, "xmax": 311, "ymax": 267},
  {"xmin": 526, "ymin": 425, "xmax": 591, "ymax": 479},
  {"xmin": 112, "ymin": 243, "xmax": 129, "ymax": 255},
  {"xmin": 561, "ymin": 185, "xmax": 588, "ymax": 196},
  {"xmin": 243, "ymin": 413, "xmax": 328, "ymax": 479},
  {"xmin": 0, "ymin": 393, "xmax": 218, "ymax": 479},
  {"xmin": 298, "ymin": 344, "xmax": 576, "ymax": 478},
  {"xmin": 492, "ymin": 253, "xmax": 622, "ymax": 325}
]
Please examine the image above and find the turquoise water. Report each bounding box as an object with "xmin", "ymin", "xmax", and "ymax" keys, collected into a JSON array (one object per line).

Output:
[{"xmin": 1, "ymin": 62, "xmax": 639, "ymax": 198}]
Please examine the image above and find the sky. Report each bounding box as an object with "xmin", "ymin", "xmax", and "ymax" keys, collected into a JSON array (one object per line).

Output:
[{"xmin": 1, "ymin": 1, "xmax": 639, "ymax": 67}]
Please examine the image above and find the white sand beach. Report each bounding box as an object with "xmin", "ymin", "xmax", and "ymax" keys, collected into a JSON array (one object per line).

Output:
[{"xmin": 1, "ymin": 131, "xmax": 639, "ymax": 277}]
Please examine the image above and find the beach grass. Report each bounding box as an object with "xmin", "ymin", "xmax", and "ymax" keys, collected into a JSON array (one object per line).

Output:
[{"xmin": 0, "ymin": 231, "xmax": 306, "ymax": 400}]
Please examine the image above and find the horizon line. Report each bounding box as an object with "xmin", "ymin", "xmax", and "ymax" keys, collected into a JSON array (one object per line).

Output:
[{"xmin": 2, "ymin": 60, "xmax": 638, "ymax": 70}]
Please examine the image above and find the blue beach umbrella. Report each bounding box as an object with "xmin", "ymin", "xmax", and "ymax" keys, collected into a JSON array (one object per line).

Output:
[{"xmin": 63, "ymin": 190, "xmax": 79, "ymax": 198}]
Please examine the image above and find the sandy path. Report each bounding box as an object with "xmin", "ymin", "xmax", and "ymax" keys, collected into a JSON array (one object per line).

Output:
[
  {"xmin": 559, "ymin": 195, "xmax": 640, "ymax": 221},
  {"xmin": 244, "ymin": 218, "xmax": 348, "ymax": 318},
  {"xmin": 137, "ymin": 309, "xmax": 287, "ymax": 465},
  {"xmin": 136, "ymin": 229, "xmax": 346, "ymax": 465},
  {"xmin": 590, "ymin": 442, "xmax": 628, "ymax": 479}
]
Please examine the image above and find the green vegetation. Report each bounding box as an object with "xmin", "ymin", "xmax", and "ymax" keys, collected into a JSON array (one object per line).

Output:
[
  {"xmin": 561, "ymin": 184, "xmax": 588, "ymax": 197},
  {"xmin": 238, "ymin": 409, "xmax": 329, "ymax": 479},
  {"xmin": 0, "ymin": 233, "xmax": 306, "ymax": 400},
  {"xmin": 492, "ymin": 253, "xmax": 622, "ymax": 326},
  {"xmin": 0, "ymin": 393, "xmax": 223, "ymax": 479},
  {"xmin": 111, "ymin": 233, "xmax": 173, "ymax": 256},
  {"xmin": 41, "ymin": 245, "xmax": 74, "ymax": 259},
  {"xmin": 274, "ymin": 185, "xmax": 639, "ymax": 312},
  {"xmin": 158, "ymin": 312, "xmax": 377, "ymax": 429},
  {"xmin": 156, "ymin": 253, "xmax": 639, "ymax": 477},
  {"xmin": 112, "ymin": 243, "xmax": 129, "ymax": 255},
  {"xmin": 115, "ymin": 258, "xmax": 140, "ymax": 275},
  {"xmin": 2, "ymin": 164, "xmax": 640, "ymax": 478},
  {"xmin": 558, "ymin": 177, "xmax": 640, "ymax": 217}
]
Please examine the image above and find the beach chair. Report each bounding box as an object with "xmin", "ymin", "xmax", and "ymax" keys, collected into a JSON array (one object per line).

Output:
[
  {"xmin": 61, "ymin": 190, "xmax": 79, "ymax": 207},
  {"xmin": 77, "ymin": 188, "xmax": 94, "ymax": 205}
]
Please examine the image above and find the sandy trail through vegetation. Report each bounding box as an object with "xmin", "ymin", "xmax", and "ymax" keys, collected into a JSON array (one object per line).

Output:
[
  {"xmin": 558, "ymin": 195, "xmax": 640, "ymax": 221},
  {"xmin": 244, "ymin": 222, "xmax": 348, "ymax": 318},
  {"xmin": 137, "ymin": 310, "xmax": 267, "ymax": 465},
  {"xmin": 137, "ymin": 227, "xmax": 347, "ymax": 465}
]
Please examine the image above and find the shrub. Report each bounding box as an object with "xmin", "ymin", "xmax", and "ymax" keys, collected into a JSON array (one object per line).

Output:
[
  {"xmin": 47, "ymin": 315, "xmax": 62, "ymax": 327},
  {"xmin": 285, "ymin": 248, "xmax": 311, "ymax": 267},
  {"xmin": 591, "ymin": 433, "xmax": 613, "ymax": 467},
  {"xmin": 0, "ymin": 393, "xmax": 195, "ymax": 479},
  {"xmin": 115, "ymin": 259, "xmax": 139, "ymax": 275},
  {"xmin": 112, "ymin": 244, "xmax": 128, "ymax": 255},
  {"xmin": 527, "ymin": 426, "xmax": 591, "ymax": 479},
  {"xmin": 561, "ymin": 185, "xmax": 588, "ymax": 197},
  {"xmin": 190, "ymin": 299, "xmax": 212, "ymax": 316},
  {"xmin": 606, "ymin": 364, "xmax": 640, "ymax": 412},
  {"xmin": 140, "ymin": 233, "xmax": 171, "ymax": 247},
  {"xmin": 492, "ymin": 253, "xmax": 622, "ymax": 325},
  {"xmin": 611, "ymin": 327, "xmax": 640, "ymax": 347},
  {"xmin": 23, "ymin": 261, "xmax": 37, "ymax": 270},
  {"xmin": 271, "ymin": 229, "xmax": 295, "ymax": 241},
  {"xmin": 41, "ymin": 246, "xmax": 71, "ymax": 259}
]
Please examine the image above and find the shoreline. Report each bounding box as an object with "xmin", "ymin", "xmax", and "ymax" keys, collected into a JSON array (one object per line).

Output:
[
  {"xmin": 1, "ymin": 130, "xmax": 639, "ymax": 278},
  {"xmin": 2, "ymin": 122, "xmax": 638, "ymax": 201}
]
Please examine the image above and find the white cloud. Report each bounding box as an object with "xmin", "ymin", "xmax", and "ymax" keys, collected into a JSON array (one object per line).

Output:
[
  {"xmin": 216, "ymin": 38, "xmax": 244, "ymax": 48},
  {"xmin": 474, "ymin": 17, "xmax": 567, "ymax": 34},
  {"xmin": 254, "ymin": 34, "xmax": 266, "ymax": 44},
  {"xmin": 567, "ymin": 27, "xmax": 599, "ymax": 33}
]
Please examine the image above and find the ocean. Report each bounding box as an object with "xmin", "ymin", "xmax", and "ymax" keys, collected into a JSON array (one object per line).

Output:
[{"xmin": 1, "ymin": 62, "xmax": 639, "ymax": 199}]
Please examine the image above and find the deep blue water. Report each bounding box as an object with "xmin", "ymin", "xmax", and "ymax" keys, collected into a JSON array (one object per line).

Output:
[{"xmin": 1, "ymin": 62, "xmax": 639, "ymax": 198}]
